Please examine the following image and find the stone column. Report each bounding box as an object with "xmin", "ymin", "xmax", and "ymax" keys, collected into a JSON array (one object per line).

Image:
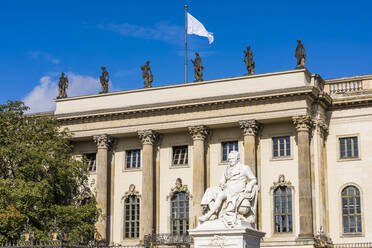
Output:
[
  {"xmin": 138, "ymin": 130, "xmax": 158, "ymax": 239},
  {"xmin": 188, "ymin": 125, "xmax": 209, "ymax": 228},
  {"xmin": 239, "ymin": 120, "xmax": 261, "ymax": 174},
  {"xmin": 292, "ymin": 115, "xmax": 314, "ymax": 239},
  {"xmin": 93, "ymin": 134, "xmax": 113, "ymax": 241}
]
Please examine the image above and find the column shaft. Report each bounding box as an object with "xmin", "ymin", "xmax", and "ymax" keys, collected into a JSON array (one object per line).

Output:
[
  {"xmin": 293, "ymin": 115, "xmax": 314, "ymax": 239},
  {"xmin": 138, "ymin": 130, "xmax": 157, "ymax": 239},
  {"xmin": 188, "ymin": 126, "xmax": 209, "ymax": 228},
  {"xmin": 93, "ymin": 135, "xmax": 112, "ymax": 241}
]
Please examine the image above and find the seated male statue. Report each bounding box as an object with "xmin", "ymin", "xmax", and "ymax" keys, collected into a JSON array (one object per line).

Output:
[{"xmin": 199, "ymin": 151, "xmax": 258, "ymax": 228}]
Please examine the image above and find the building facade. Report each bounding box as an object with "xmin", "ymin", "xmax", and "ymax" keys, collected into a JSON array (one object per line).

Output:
[{"xmin": 53, "ymin": 69, "xmax": 372, "ymax": 247}]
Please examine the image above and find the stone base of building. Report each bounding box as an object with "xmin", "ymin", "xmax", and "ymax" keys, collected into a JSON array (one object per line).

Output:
[{"xmin": 189, "ymin": 219, "xmax": 265, "ymax": 248}]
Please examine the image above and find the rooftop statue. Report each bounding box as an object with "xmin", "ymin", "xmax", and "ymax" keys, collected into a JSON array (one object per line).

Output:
[
  {"xmin": 295, "ymin": 40, "xmax": 306, "ymax": 68},
  {"xmin": 57, "ymin": 72, "xmax": 68, "ymax": 99},
  {"xmin": 191, "ymin": 52, "xmax": 204, "ymax": 82},
  {"xmin": 99, "ymin": 66, "xmax": 109, "ymax": 94},
  {"xmin": 243, "ymin": 46, "xmax": 255, "ymax": 75},
  {"xmin": 141, "ymin": 61, "xmax": 153, "ymax": 88},
  {"xmin": 199, "ymin": 150, "xmax": 258, "ymax": 228}
]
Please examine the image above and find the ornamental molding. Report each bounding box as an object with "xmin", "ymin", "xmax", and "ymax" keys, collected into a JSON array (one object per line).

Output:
[
  {"xmin": 138, "ymin": 129, "xmax": 158, "ymax": 145},
  {"xmin": 122, "ymin": 184, "xmax": 141, "ymax": 200},
  {"xmin": 292, "ymin": 115, "xmax": 313, "ymax": 132},
  {"xmin": 93, "ymin": 134, "xmax": 113, "ymax": 149},
  {"xmin": 270, "ymin": 174, "xmax": 294, "ymax": 192},
  {"xmin": 239, "ymin": 119, "xmax": 261, "ymax": 136},
  {"xmin": 188, "ymin": 125, "xmax": 209, "ymax": 141},
  {"xmin": 315, "ymin": 119, "xmax": 329, "ymax": 137},
  {"xmin": 166, "ymin": 178, "xmax": 192, "ymax": 200},
  {"xmin": 56, "ymin": 87, "xmax": 320, "ymax": 124}
]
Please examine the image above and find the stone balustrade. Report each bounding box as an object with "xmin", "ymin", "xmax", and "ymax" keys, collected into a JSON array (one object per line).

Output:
[{"xmin": 328, "ymin": 80, "xmax": 363, "ymax": 94}]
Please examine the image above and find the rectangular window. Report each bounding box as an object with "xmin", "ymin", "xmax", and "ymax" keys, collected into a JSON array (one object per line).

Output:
[
  {"xmin": 126, "ymin": 149, "xmax": 141, "ymax": 169},
  {"xmin": 172, "ymin": 146, "xmax": 188, "ymax": 166},
  {"xmin": 85, "ymin": 153, "xmax": 97, "ymax": 172},
  {"xmin": 222, "ymin": 141, "xmax": 239, "ymax": 162},
  {"xmin": 339, "ymin": 137, "xmax": 359, "ymax": 159},
  {"xmin": 272, "ymin": 136, "xmax": 290, "ymax": 158}
]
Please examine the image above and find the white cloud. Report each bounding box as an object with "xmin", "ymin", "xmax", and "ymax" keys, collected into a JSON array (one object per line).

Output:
[
  {"xmin": 29, "ymin": 51, "xmax": 60, "ymax": 65},
  {"xmin": 105, "ymin": 21, "xmax": 184, "ymax": 45},
  {"xmin": 23, "ymin": 73, "xmax": 104, "ymax": 113}
]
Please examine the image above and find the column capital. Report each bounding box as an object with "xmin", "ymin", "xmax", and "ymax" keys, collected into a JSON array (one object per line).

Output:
[
  {"xmin": 239, "ymin": 120, "xmax": 261, "ymax": 136},
  {"xmin": 315, "ymin": 119, "xmax": 329, "ymax": 138},
  {"xmin": 292, "ymin": 115, "xmax": 313, "ymax": 132},
  {"xmin": 93, "ymin": 134, "xmax": 113, "ymax": 149},
  {"xmin": 188, "ymin": 125, "xmax": 209, "ymax": 141},
  {"xmin": 138, "ymin": 129, "xmax": 158, "ymax": 145}
]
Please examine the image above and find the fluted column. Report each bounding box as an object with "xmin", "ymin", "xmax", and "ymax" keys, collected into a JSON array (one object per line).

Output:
[
  {"xmin": 138, "ymin": 130, "xmax": 158, "ymax": 239},
  {"xmin": 292, "ymin": 115, "xmax": 314, "ymax": 239},
  {"xmin": 239, "ymin": 120, "xmax": 261, "ymax": 174},
  {"xmin": 93, "ymin": 134, "xmax": 113, "ymax": 241},
  {"xmin": 188, "ymin": 125, "xmax": 209, "ymax": 228}
]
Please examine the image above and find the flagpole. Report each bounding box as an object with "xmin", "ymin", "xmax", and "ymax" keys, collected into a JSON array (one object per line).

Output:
[{"xmin": 184, "ymin": 5, "xmax": 188, "ymax": 84}]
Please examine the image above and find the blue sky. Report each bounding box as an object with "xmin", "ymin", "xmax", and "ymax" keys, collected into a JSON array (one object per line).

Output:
[{"xmin": 1, "ymin": 0, "xmax": 372, "ymax": 112}]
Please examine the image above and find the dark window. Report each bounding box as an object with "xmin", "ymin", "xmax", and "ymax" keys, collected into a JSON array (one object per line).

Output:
[
  {"xmin": 272, "ymin": 136, "xmax": 291, "ymax": 158},
  {"xmin": 126, "ymin": 150, "xmax": 141, "ymax": 169},
  {"xmin": 342, "ymin": 186, "xmax": 362, "ymax": 233},
  {"xmin": 274, "ymin": 186, "xmax": 293, "ymax": 233},
  {"xmin": 171, "ymin": 192, "xmax": 189, "ymax": 235},
  {"xmin": 173, "ymin": 146, "xmax": 188, "ymax": 166},
  {"xmin": 222, "ymin": 141, "xmax": 238, "ymax": 161},
  {"xmin": 339, "ymin": 137, "xmax": 359, "ymax": 159},
  {"xmin": 86, "ymin": 153, "xmax": 97, "ymax": 172},
  {"xmin": 124, "ymin": 195, "xmax": 140, "ymax": 238}
]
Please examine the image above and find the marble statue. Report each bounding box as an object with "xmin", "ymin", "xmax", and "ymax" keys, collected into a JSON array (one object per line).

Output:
[
  {"xmin": 99, "ymin": 66, "xmax": 109, "ymax": 94},
  {"xmin": 57, "ymin": 72, "xmax": 68, "ymax": 99},
  {"xmin": 199, "ymin": 151, "xmax": 258, "ymax": 228},
  {"xmin": 295, "ymin": 40, "xmax": 306, "ymax": 68},
  {"xmin": 243, "ymin": 46, "xmax": 255, "ymax": 75},
  {"xmin": 191, "ymin": 52, "xmax": 204, "ymax": 82},
  {"xmin": 141, "ymin": 61, "xmax": 153, "ymax": 88}
]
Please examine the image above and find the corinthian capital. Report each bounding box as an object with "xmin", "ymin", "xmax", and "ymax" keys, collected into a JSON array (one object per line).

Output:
[
  {"xmin": 292, "ymin": 115, "xmax": 313, "ymax": 132},
  {"xmin": 239, "ymin": 120, "xmax": 261, "ymax": 136},
  {"xmin": 188, "ymin": 125, "xmax": 209, "ymax": 141},
  {"xmin": 315, "ymin": 119, "xmax": 329, "ymax": 138},
  {"xmin": 93, "ymin": 134, "xmax": 113, "ymax": 149},
  {"xmin": 138, "ymin": 129, "xmax": 158, "ymax": 145}
]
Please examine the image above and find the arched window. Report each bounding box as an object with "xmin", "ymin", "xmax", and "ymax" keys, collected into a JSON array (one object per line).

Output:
[
  {"xmin": 123, "ymin": 184, "xmax": 140, "ymax": 239},
  {"xmin": 272, "ymin": 175, "xmax": 293, "ymax": 233},
  {"xmin": 342, "ymin": 185, "xmax": 362, "ymax": 233},
  {"xmin": 171, "ymin": 192, "xmax": 189, "ymax": 235},
  {"xmin": 167, "ymin": 178, "xmax": 191, "ymax": 235}
]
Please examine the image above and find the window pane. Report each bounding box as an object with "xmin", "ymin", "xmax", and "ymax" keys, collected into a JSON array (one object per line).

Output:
[
  {"xmin": 279, "ymin": 138, "xmax": 284, "ymax": 156},
  {"xmin": 340, "ymin": 138, "xmax": 346, "ymax": 158},
  {"xmin": 171, "ymin": 191, "xmax": 189, "ymax": 235},
  {"xmin": 353, "ymin": 137, "xmax": 358, "ymax": 157}
]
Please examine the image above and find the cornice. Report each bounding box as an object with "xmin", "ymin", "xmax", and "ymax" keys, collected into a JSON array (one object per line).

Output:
[
  {"xmin": 331, "ymin": 95, "xmax": 372, "ymax": 109},
  {"xmin": 325, "ymin": 74, "xmax": 372, "ymax": 84},
  {"xmin": 56, "ymin": 86, "xmax": 320, "ymax": 124}
]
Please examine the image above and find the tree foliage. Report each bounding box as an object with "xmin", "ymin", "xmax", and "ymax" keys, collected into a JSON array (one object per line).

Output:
[{"xmin": 0, "ymin": 101, "xmax": 99, "ymax": 242}]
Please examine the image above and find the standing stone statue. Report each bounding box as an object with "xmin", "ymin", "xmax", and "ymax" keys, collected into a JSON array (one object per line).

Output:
[
  {"xmin": 141, "ymin": 61, "xmax": 153, "ymax": 88},
  {"xmin": 191, "ymin": 52, "xmax": 204, "ymax": 82},
  {"xmin": 99, "ymin": 66, "xmax": 109, "ymax": 94},
  {"xmin": 57, "ymin": 72, "xmax": 68, "ymax": 99},
  {"xmin": 243, "ymin": 46, "xmax": 255, "ymax": 75},
  {"xmin": 199, "ymin": 151, "xmax": 258, "ymax": 228},
  {"xmin": 295, "ymin": 40, "xmax": 306, "ymax": 68}
]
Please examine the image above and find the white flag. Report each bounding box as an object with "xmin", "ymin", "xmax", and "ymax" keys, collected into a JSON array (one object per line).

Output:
[{"xmin": 187, "ymin": 12, "xmax": 214, "ymax": 44}]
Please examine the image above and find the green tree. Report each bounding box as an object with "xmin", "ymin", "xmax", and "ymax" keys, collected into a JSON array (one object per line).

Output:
[{"xmin": 0, "ymin": 101, "xmax": 99, "ymax": 243}]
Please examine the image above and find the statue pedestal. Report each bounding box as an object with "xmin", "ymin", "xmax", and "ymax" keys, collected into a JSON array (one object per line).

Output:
[{"xmin": 189, "ymin": 220, "xmax": 265, "ymax": 248}]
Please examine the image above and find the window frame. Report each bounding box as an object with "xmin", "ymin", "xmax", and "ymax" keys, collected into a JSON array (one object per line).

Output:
[
  {"xmin": 273, "ymin": 186, "xmax": 293, "ymax": 234},
  {"xmin": 84, "ymin": 152, "xmax": 97, "ymax": 173},
  {"xmin": 124, "ymin": 149, "xmax": 142, "ymax": 171},
  {"xmin": 337, "ymin": 134, "xmax": 361, "ymax": 162},
  {"xmin": 123, "ymin": 195, "xmax": 140, "ymax": 239},
  {"xmin": 170, "ymin": 191, "xmax": 190, "ymax": 236},
  {"xmin": 171, "ymin": 145, "xmax": 189, "ymax": 168},
  {"xmin": 339, "ymin": 183, "xmax": 364, "ymax": 238},
  {"xmin": 271, "ymin": 135, "xmax": 292, "ymax": 160},
  {"xmin": 221, "ymin": 140, "xmax": 239, "ymax": 163}
]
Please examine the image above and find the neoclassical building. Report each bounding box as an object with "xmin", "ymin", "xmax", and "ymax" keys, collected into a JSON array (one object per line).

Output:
[{"xmin": 51, "ymin": 69, "xmax": 372, "ymax": 247}]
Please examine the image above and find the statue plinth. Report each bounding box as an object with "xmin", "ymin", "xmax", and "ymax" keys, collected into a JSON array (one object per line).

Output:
[{"xmin": 189, "ymin": 220, "xmax": 265, "ymax": 248}]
